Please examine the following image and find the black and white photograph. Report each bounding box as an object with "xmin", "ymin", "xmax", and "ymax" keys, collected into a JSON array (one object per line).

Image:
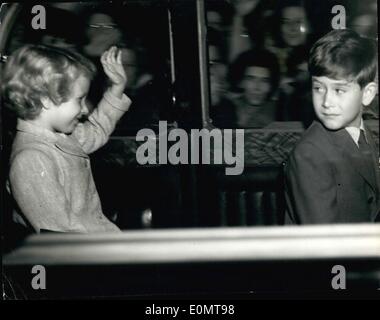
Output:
[{"xmin": 1, "ymin": 0, "xmax": 379, "ymax": 303}]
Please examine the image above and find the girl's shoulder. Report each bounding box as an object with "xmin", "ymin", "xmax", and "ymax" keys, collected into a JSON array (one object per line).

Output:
[{"xmin": 10, "ymin": 133, "xmax": 57, "ymax": 164}]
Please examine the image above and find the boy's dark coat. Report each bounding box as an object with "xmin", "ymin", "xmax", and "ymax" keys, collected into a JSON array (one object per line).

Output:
[{"xmin": 285, "ymin": 120, "xmax": 380, "ymax": 224}]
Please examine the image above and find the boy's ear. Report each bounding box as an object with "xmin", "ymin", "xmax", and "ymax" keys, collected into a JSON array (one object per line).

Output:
[{"xmin": 362, "ymin": 82, "xmax": 378, "ymax": 106}]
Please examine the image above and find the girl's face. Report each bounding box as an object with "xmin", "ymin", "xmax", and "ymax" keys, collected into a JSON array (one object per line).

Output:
[
  {"xmin": 48, "ymin": 75, "xmax": 90, "ymax": 134},
  {"xmin": 281, "ymin": 6, "xmax": 308, "ymax": 47}
]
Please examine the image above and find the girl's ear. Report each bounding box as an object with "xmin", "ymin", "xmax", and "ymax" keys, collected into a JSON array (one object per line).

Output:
[
  {"xmin": 40, "ymin": 97, "xmax": 55, "ymax": 110},
  {"xmin": 362, "ymin": 82, "xmax": 378, "ymax": 106}
]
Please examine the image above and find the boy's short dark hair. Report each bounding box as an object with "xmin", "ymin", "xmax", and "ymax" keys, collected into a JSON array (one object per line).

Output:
[
  {"xmin": 229, "ymin": 49, "xmax": 280, "ymax": 95},
  {"xmin": 2, "ymin": 45, "xmax": 96, "ymax": 120},
  {"xmin": 309, "ymin": 29, "xmax": 377, "ymax": 88}
]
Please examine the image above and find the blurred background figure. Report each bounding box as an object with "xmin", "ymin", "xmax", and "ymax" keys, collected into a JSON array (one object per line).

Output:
[
  {"xmin": 277, "ymin": 1, "xmax": 309, "ymax": 47},
  {"xmin": 205, "ymin": 0, "xmax": 317, "ymax": 128},
  {"xmin": 206, "ymin": 0, "xmax": 233, "ymax": 34},
  {"xmin": 112, "ymin": 40, "xmax": 170, "ymax": 134},
  {"xmin": 226, "ymin": 49, "xmax": 280, "ymax": 128},
  {"xmin": 277, "ymin": 45, "xmax": 314, "ymax": 126},
  {"xmin": 265, "ymin": 0, "xmax": 314, "ymax": 126},
  {"xmin": 207, "ymin": 28, "xmax": 238, "ymax": 128},
  {"xmin": 347, "ymin": 0, "xmax": 377, "ymax": 39},
  {"xmin": 243, "ymin": 0, "xmax": 277, "ymax": 50},
  {"xmin": 82, "ymin": 6, "xmax": 123, "ymax": 58},
  {"xmin": 347, "ymin": 0, "xmax": 378, "ymax": 120},
  {"xmin": 208, "ymin": 30, "xmax": 228, "ymax": 106},
  {"xmin": 120, "ymin": 44, "xmax": 153, "ymax": 95},
  {"xmin": 36, "ymin": 6, "xmax": 83, "ymax": 52},
  {"xmin": 227, "ymin": 0, "xmax": 264, "ymax": 62},
  {"xmin": 349, "ymin": 9, "xmax": 377, "ymax": 39},
  {"xmin": 72, "ymin": 6, "xmax": 124, "ymax": 112},
  {"xmin": 75, "ymin": 3, "xmax": 172, "ymax": 133},
  {"xmin": 209, "ymin": 41, "xmax": 227, "ymax": 107},
  {"xmin": 268, "ymin": 0, "xmax": 311, "ymax": 75},
  {"xmin": 206, "ymin": 0, "xmax": 274, "ymax": 63}
]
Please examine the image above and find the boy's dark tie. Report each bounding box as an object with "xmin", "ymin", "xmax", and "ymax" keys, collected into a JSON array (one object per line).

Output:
[
  {"xmin": 358, "ymin": 129, "xmax": 371, "ymax": 154},
  {"xmin": 358, "ymin": 129, "xmax": 376, "ymax": 189}
]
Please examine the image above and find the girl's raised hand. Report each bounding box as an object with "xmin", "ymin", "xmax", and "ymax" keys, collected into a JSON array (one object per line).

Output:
[{"xmin": 100, "ymin": 46, "xmax": 127, "ymax": 97}]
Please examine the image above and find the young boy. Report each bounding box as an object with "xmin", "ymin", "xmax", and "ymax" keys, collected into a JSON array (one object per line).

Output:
[
  {"xmin": 2, "ymin": 45, "xmax": 131, "ymax": 232},
  {"xmin": 284, "ymin": 29, "xmax": 379, "ymax": 224}
]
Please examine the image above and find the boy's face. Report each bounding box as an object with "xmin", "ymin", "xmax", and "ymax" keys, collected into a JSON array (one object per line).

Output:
[
  {"xmin": 312, "ymin": 76, "xmax": 369, "ymax": 130},
  {"xmin": 49, "ymin": 75, "xmax": 90, "ymax": 134},
  {"xmin": 241, "ymin": 66, "xmax": 272, "ymax": 106}
]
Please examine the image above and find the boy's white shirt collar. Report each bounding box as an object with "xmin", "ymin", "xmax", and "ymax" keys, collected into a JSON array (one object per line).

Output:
[{"xmin": 345, "ymin": 118, "xmax": 367, "ymax": 147}]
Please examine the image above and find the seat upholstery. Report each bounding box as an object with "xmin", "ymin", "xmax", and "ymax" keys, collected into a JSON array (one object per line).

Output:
[{"xmin": 199, "ymin": 165, "xmax": 285, "ymax": 227}]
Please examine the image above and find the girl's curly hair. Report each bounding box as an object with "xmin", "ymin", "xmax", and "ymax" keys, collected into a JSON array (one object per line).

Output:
[{"xmin": 2, "ymin": 45, "xmax": 96, "ymax": 120}]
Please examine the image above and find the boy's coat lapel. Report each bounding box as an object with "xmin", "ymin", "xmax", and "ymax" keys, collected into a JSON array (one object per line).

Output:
[
  {"xmin": 365, "ymin": 124, "xmax": 380, "ymax": 189},
  {"xmin": 365, "ymin": 125, "xmax": 380, "ymax": 220},
  {"xmin": 329, "ymin": 128, "xmax": 377, "ymax": 193}
]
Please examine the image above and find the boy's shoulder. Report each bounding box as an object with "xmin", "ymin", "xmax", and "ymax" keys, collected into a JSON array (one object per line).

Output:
[
  {"xmin": 288, "ymin": 120, "xmax": 355, "ymax": 165},
  {"xmin": 292, "ymin": 120, "xmax": 333, "ymax": 153}
]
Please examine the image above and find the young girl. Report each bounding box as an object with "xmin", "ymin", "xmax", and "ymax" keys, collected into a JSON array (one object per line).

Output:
[{"xmin": 2, "ymin": 45, "xmax": 131, "ymax": 233}]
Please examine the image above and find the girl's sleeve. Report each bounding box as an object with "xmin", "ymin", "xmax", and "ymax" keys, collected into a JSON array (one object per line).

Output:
[
  {"xmin": 9, "ymin": 149, "xmax": 88, "ymax": 233},
  {"xmin": 72, "ymin": 90, "xmax": 131, "ymax": 154}
]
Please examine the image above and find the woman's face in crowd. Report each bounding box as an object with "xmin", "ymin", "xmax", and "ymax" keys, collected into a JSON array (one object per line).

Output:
[
  {"xmin": 351, "ymin": 14, "xmax": 377, "ymax": 38},
  {"xmin": 84, "ymin": 13, "xmax": 123, "ymax": 57},
  {"xmin": 241, "ymin": 66, "xmax": 272, "ymax": 107},
  {"xmin": 281, "ymin": 6, "xmax": 308, "ymax": 47},
  {"xmin": 207, "ymin": 11, "xmax": 224, "ymax": 32}
]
